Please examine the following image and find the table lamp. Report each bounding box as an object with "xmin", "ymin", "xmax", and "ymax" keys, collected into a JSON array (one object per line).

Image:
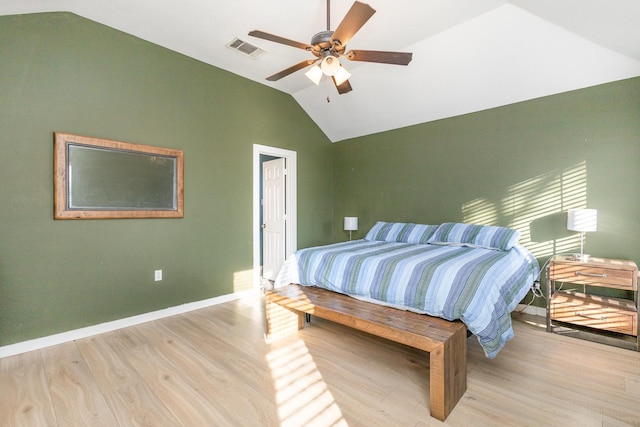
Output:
[
  {"xmin": 344, "ymin": 217, "xmax": 358, "ymax": 241},
  {"xmin": 567, "ymin": 208, "xmax": 597, "ymax": 260}
]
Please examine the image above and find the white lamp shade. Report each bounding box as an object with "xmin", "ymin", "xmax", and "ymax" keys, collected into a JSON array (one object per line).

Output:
[
  {"xmin": 321, "ymin": 55, "xmax": 341, "ymax": 76},
  {"xmin": 305, "ymin": 65, "xmax": 322, "ymax": 85},
  {"xmin": 567, "ymin": 209, "xmax": 597, "ymax": 232},
  {"xmin": 344, "ymin": 216, "xmax": 358, "ymax": 231},
  {"xmin": 333, "ymin": 66, "xmax": 351, "ymax": 86}
]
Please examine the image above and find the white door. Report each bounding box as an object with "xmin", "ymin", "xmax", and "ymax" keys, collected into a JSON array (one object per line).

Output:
[{"xmin": 262, "ymin": 158, "xmax": 286, "ymax": 281}]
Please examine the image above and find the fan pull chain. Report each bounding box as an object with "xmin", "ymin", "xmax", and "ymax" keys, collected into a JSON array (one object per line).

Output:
[{"xmin": 325, "ymin": 76, "xmax": 331, "ymax": 102}]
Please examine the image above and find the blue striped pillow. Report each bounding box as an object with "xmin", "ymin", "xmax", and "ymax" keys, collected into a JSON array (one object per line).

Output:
[
  {"xmin": 427, "ymin": 222, "xmax": 520, "ymax": 251},
  {"xmin": 364, "ymin": 222, "xmax": 438, "ymax": 244}
]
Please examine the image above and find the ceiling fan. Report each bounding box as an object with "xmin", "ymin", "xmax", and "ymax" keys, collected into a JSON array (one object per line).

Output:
[{"xmin": 248, "ymin": 0, "xmax": 412, "ymax": 95}]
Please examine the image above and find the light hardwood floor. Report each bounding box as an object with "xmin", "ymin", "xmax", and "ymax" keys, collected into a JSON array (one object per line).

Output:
[{"xmin": 1, "ymin": 295, "xmax": 639, "ymax": 426}]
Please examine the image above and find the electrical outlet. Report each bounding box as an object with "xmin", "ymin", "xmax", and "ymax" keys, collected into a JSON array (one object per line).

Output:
[{"xmin": 154, "ymin": 270, "xmax": 162, "ymax": 281}]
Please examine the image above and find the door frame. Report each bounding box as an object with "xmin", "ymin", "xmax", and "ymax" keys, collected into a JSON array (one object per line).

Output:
[{"xmin": 253, "ymin": 144, "xmax": 297, "ymax": 290}]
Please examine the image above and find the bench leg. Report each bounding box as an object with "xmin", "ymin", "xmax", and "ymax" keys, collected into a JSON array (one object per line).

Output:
[
  {"xmin": 265, "ymin": 298, "xmax": 305, "ymax": 341},
  {"xmin": 428, "ymin": 326, "xmax": 467, "ymax": 421}
]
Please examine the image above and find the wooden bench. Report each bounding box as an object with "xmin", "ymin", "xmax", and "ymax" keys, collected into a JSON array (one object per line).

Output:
[{"xmin": 265, "ymin": 284, "xmax": 467, "ymax": 421}]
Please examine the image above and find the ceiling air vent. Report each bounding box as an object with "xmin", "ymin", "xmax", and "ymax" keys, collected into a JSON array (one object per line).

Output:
[{"xmin": 227, "ymin": 37, "xmax": 266, "ymax": 59}]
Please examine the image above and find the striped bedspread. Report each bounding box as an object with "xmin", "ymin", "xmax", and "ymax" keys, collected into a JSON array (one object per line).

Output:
[{"xmin": 275, "ymin": 240, "xmax": 540, "ymax": 358}]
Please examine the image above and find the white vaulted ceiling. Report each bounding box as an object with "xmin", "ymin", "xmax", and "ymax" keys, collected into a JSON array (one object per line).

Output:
[{"xmin": 2, "ymin": 0, "xmax": 639, "ymax": 142}]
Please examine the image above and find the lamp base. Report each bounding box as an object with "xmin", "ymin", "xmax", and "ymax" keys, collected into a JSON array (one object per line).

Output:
[{"xmin": 572, "ymin": 253, "xmax": 591, "ymax": 261}]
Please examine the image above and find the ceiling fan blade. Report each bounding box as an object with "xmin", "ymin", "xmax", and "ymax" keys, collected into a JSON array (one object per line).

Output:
[
  {"xmin": 345, "ymin": 50, "xmax": 412, "ymax": 65},
  {"xmin": 330, "ymin": 1, "xmax": 376, "ymax": 48},
  {"xmin": 266, "ymin": 59, "xmax": 317, "ymax": 81},
  {"xmin": 248, "ymin": 30, "xmax": 313, "ymax": 51},
  {"xmin": 332, "ymin": 76, "xmax": 353, "ymax": 94}
]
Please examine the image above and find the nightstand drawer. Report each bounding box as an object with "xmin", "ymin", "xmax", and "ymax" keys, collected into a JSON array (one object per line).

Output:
[
  {"xmin": 549, "ymin": 262, "xmax": 637, "ymax": 290},
  {"xmin": 550, "ymin": 291, "xmax": 637, "ymax": 336}
]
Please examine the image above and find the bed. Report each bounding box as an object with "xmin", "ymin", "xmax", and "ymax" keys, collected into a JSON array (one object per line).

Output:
[{"xmin": 274, "ymin": 221, "xmax": 540, "ymax": 359}]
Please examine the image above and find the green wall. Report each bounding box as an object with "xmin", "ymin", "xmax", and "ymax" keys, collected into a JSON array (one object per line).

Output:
[
  {"xmin": 2, "ymin": 12, "xmax": 639, "ymax": 347},
  {"xmin": 333, "ymin": 77, "xmax": 640, "ymax": 283},
  {"xmin": 0, "ymin": 13, "xmax": 333, "ymax": 346}
]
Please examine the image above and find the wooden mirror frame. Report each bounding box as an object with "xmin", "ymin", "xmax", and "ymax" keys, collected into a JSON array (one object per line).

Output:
[{"xmin": 54, "ymin": 132, "xmax": 184, "ymax": 219}]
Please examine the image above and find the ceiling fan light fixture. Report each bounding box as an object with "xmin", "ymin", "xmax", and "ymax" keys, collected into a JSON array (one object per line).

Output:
[
  {"xmin": 305, "ymin": 65, "xmax": 323, "ymax": 85},
  {"xmin": 334, "ymin": 65, "xmax": 351, "ymax": 86},
  {"xmin": 320, "ymin": 55, "xmax": 341, "ymax": 76}
]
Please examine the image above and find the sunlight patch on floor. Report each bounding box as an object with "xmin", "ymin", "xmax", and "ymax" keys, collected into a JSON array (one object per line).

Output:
[{"xmin": 267, "ymin": 339, "xmax": 347, "ymax": 427}]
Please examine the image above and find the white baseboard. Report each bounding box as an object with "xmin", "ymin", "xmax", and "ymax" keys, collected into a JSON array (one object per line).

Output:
[
  {"xmin": 2, "ymin": 292, "xmax": 546, "ymax": 359},
  {"xmin": 0, "ymin": 289, "xmax": 258, "ymax": 359},
  {"xmin": 516, "ymin": 304, "xmax": 546, "ymax": 317}
]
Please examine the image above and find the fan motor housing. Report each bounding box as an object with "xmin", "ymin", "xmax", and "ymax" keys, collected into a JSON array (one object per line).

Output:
[
  {"xmin": 310, "ymin": 30, "xmax": 345, "ymax": 56},
  {"xmin": 310, "ymin": 30, "xmax": 333, "ymax": 47}
]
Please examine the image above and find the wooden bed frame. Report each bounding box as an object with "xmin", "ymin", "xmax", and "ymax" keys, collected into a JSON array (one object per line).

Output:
[{"xmin": 265, "ymin": 284, "xmax": 467, "ymax": 421}]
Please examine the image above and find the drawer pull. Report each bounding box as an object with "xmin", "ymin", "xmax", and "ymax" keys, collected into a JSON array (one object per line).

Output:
[
  {"xmin": 575, "ymin": 312, "xmax": 606, "ymax": 321},
  {"xmin": 575, "ymin": 271, "xmax": 607, "ymax": 278}
]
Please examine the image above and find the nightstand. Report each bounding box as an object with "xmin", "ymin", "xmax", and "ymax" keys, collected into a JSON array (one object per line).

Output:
[{"xmin": 546, "ymin": 255, "xmax": 639, "ymax": 351}]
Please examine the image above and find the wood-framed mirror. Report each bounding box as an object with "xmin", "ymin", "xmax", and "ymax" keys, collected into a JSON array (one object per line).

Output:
[{"xmin": 54, "ymin": 132, "xmax": 184, "ymax": 219}]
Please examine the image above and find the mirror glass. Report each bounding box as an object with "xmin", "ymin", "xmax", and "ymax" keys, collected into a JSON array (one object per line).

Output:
[{"xmin": 68, "ymin": 144, "xmax": 177, "ymax": 210}]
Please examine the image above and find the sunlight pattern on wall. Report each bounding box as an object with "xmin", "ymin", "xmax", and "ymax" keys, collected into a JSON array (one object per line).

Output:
[
  {"xmin": 267, "ymin": 340, "xmax": 347, "ymax": 427},
  {"xmin": 233, "ymin": 269, "xmax": 254, "ymax": 292},
  {"xmin": 463, "ymin": 161, "xmax": 589, "ymax": 258},
  {"xmin": 462, "ymin": 198, "xmax": 498, "ymax": 225}
]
